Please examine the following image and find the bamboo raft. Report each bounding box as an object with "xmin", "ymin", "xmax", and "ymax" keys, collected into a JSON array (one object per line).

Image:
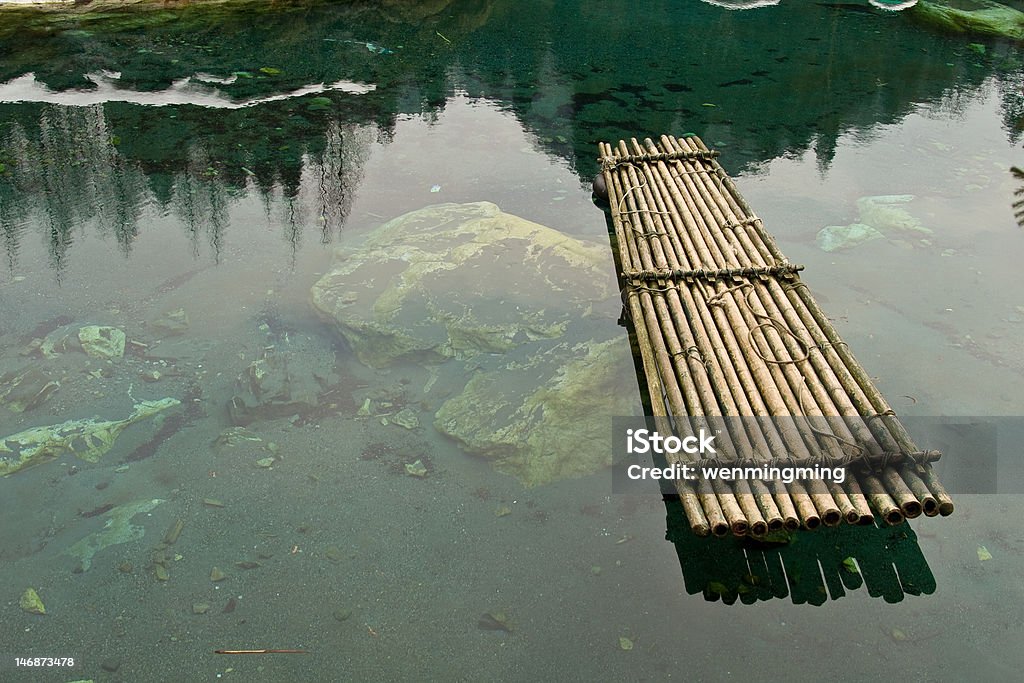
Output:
[{"xmin": 599, "ymin": 135, "xmax": 954, "ymax": 538}]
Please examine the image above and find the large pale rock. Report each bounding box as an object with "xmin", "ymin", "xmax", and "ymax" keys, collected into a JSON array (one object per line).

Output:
[
  {"xmin": 311, "ymin": 202, "xmax": 618, "ymax": 367},
  {"xmin": 312, "ymin": 202, "xmax": 637, "ymax": 484}
]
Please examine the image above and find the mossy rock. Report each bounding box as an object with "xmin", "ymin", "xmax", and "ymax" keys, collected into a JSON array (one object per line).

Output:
[
  {"xmin": 311, "ymin": 202, "xmax": 618, "ymax": 367},
  {"xmin": 434, "ymin": 337, "xmax": 637, "ymax": 486},
  {"xmin": 910, "ymin": 0, "xmax": 1024, "ymax": 41},
  {"xmin": 313, "ymin": 202, "xmax": 636, "ymax": 484}
]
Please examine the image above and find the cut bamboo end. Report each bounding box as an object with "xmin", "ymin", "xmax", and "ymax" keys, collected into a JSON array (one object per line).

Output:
[
  {"xmin": 897, "ymin": 467, "xmax": 939, "ymax": 517},
  {"xmin": 790, "ymin": 483, "xmax": 821, "ymax": 530},
  {"xmin": 919, "ymin": 464, "xmax": 955, "ymax": 516},
  {"xmin": 734, "ymin": 488, "xmax": 767, "ymax": 538},
  {"xmin": 860, "ymin": 473, "xmax": 905, "ymax": 525}
]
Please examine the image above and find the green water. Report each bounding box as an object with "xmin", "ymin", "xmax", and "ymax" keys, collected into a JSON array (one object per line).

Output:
[{"xmin": 1, "ymin": 1, "xmax": 1023, "ymax": 680}]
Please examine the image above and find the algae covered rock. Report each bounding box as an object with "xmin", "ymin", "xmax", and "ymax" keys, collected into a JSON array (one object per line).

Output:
[
  {"xmin": 78, "ymin": 325, "xmax": 126, "ymax": 359},
  {"xmin": 311, "ymin": 202, "xmax": 618, "ymax": 367},
  {"xmin": 148, "ymin": 308, "xmax": 190, "ymax": 338},
  {"xmin": 816, "ymin": 195, "xmax": 931, "ymax": 252},
  {"xmin": 435, "ymin": 338, "xmax": 636, "ymax": 486},
  {"xmin": 313, "ymin": 202, "xmax": 636, "ymax": 485},
  {"xmin": 817, "ymin": 223, "xmax": 884, "ymax": 252},
  {"xmin": 0, "ymin": 397, "xmax": 180, "ymax": 475},
  {"xmin": 910, "ymin": 1, "xmax": 1024, "ymax": 41},
  {"xmin": 856, "ymin": 195, "xmax": 930, "ymax": 235}
]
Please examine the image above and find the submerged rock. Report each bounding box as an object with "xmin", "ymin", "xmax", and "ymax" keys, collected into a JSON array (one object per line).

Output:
[
  {"xmin": 0, "ymin": 366, "xmax": 59, "ymax": 413},
  {"xmin": 313, "ymin": 202, "xmax": 635, "ymax": 485},
  {"xmin": 227, "ymin": 330, "xmax": 342, "ymax": 426},
  {"xmin": 78, "ymin": 325, "xmax": 126, "ymax": 359},
  {"xmin": 817, "ymin": 222, "xmax": 884, "ymax": 252},
  {"xmin": 435, "ymin": 337, "xmax": 636, "ymax": 486},
  {"xmin": 19, "ymin": 587, "xmax": 46, "ymax": 615},
  {"xmin": 856, "ymin": 195, "xmax": 930, "ymax": 235},
  {"xmin": 148, "ymin": 308, "xmax": 190, "ymax": 338},
  {"xmin": 39, "ymin": 324, "xmax": 84, "ymax": 358},
  {"xmin": 311, "ymin": 202, "xmax": 617, "ymax": 367},
  {"xmin": 816, "ymin": 195, "xmax": 931, "ymax": 252},
  {"xmin": 910, "ymin": 1, "xmax": 1024, "ymax": 41}
]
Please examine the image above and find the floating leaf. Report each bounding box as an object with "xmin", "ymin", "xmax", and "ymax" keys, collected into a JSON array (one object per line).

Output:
[
  {"xmin": 977, "ymin": 545, "xmax": 993, "ymax": 561},
  {"xmin": 259, "ymin": 67, "xmax": 282, "ymax": 75},
  {"xmin": 618, "ymin": 636, "xmax": 634, "ymax": 651}
]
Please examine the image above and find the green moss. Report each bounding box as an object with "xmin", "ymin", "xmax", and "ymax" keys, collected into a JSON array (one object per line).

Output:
[{"xmin": 910, "ymin": 1, "xmax": 1024, "ymax": 41}]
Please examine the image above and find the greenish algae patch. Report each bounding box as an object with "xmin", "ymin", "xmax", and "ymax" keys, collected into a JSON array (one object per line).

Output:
[
  {"xmin": 67, "ymin": 498, "xmax": 164, "ymax": 571},
  {"xmin": 0, "ymin": 398, "xmax": 180, "ymax": 476}
]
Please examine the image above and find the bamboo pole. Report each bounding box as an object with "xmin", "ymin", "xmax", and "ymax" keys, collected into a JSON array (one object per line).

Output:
[
  {"xmin": 617, "ymin": 140, "xmax": 805, "ymax": 532},
  {"xmin": 602, "ymin": 143, "xmax": 713, "ymax": 536},
  {"xmin": 918, "ymin": 463, "xmax": 955, "ymax": 516},
  {"xmin": 841, "ymin": 475, "xmax": 878, "ymax": 525}
]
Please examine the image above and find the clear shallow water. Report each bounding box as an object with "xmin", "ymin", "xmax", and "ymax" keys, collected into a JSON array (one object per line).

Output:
[{"xmin": 0, "ymin": 1, "xmax": 1023, "ymax": 681}]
